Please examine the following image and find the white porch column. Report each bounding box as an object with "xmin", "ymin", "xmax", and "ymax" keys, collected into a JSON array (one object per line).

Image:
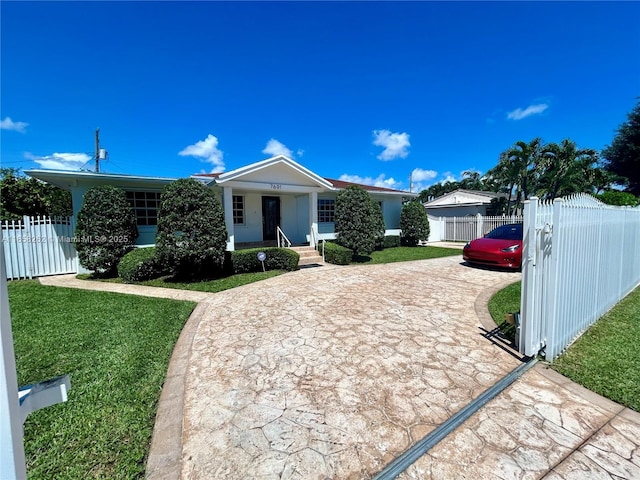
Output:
[
  {"xmin": 309, "ymin": 191, "xmax": 318, "ymax": 247},
  {"xmin": 223, "ymin": 186, "xmax": 235, "ymax": 251}
]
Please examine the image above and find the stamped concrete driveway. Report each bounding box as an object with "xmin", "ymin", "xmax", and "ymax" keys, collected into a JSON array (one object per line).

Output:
[{"xmin": 152, "ymin": 256, "xmax": 522, "ymax": 479}]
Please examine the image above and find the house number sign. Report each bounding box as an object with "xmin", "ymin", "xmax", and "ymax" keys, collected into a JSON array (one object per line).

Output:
[{"xmin": 270, "ymin": 184, "xmax": 282, "ymax": 190}]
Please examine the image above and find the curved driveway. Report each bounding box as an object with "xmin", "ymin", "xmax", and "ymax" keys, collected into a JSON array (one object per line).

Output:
[{"xmin": 160, "ymin": 256, "xmax": 522, "ymax": 479}]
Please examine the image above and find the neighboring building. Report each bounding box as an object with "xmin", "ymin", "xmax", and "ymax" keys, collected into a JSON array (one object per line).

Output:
[
  {"xmin": 26, "ymin": 155, "xmax": 416, "ymax": 250},
  {"xmin": 423, "ymin": 189, "xmax": 505, "ymax": 217}
]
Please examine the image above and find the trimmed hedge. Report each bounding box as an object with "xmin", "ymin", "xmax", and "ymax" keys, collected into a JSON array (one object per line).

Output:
[
  {"xmin": 227, "ymin": 248, "xmax": 299, "ymax": 273},
  {"xmin": 383, "ymin": 235, "xmax": 401, "ymax": 248},
  {"xmin": 117, "ymin": 247, "xmax": 165, "ymax": 283},
  {"xmin": 323, "ymin": 242, "xmax": 352, "ymax": 265}
]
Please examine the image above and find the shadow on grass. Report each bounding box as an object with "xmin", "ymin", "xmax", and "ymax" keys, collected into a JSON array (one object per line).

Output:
[{"xmin": 351, "ymin": 255, "xmax": 373, "ymax": 263}]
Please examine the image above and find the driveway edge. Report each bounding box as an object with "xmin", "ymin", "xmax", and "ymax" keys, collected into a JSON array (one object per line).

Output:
[
  {"xmin": 146, "ymin": 302, "xmax": 207, "ymax": 480},
  {"xmin": 474, "ymin": 276, "xmax": 520, "ymax": 332}
]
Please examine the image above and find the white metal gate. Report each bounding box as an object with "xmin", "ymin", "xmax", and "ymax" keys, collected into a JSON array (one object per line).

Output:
[
  {"xmin": 2, "ymin": 216, "xmax": 78, "ymax": 280},
  {"xmin": 519, "ymin": 195, "xmax": 640, "ymax": 360}
]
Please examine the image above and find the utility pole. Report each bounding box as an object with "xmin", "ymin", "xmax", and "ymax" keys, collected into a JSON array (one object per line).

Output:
[
  {"xmin": 95, "ymin": 128, "xmax": 100, "ymax": 173},
  {"xmin": 409, "ymin": 172, "xmax": 413, "ymax": 193}
]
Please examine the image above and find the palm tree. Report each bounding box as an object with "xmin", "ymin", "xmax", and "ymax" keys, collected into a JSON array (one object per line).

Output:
[
  {"xmin": 537, "ymin": 139, "xmax": 598, "ymax": 199},
  {"xmin": 504, "ymin": 138, "xmax": 543, "ymax": 211},
  {"xmin": 460, "ymin": 170, "xmax": 484, "ymax": 190},
  {"xmin": 485, "ymin": 151, "xmax": 521, "ymax": 215}
]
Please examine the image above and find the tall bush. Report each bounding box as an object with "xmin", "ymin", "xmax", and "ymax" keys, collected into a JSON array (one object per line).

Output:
[
  {"xmin": 334, "ymin": 185, "xmax": 378, "ymax": 255},
  {"xmin": 400, "ymin": 201, "xmax": 430, "ymax": 246},
  {"xmin": 156, "ymin": 178, "xmax": 227, "ymax": 279},
  {"xmin": 370, "ymin": 201, "xmax": 386, "ymax": 250},
  {"xmin": 75, "ymin": 185, "xmax": 138, "ymax": 275}
]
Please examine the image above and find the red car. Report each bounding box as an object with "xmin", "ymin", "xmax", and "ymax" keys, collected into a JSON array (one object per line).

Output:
[{"xmin": 463, "ymin": 223, "xmax": 523, "ymax": 270}]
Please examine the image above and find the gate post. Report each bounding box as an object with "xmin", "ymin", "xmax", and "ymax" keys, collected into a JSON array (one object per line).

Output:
[
  {"xmin": 519, "ymin": 197, "xmax": 538, "ymax": 356},
  {"xmin": 476, "ymin": 213, "xmax": 483, "ymax": 239},
  {"xmin": 1, "ymin": 233, "xmax": 27, "ymax": 479}
]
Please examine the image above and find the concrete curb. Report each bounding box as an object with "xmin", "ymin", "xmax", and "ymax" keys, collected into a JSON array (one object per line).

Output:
[{"xmin": 145, "ymin": 302, "xmax": 208, "ymax": 480}]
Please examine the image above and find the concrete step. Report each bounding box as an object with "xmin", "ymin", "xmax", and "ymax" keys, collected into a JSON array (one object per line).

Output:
[
  {"xmin": 289, "ymin": 245, "xmax": 325, "ymax": 266},
  {"xmin": 297, "ymin": 250, "xmax": 322, "ymax": 258},
  {"xmin": 297, "ymin": 255, "xmax": 325, "ymax": 266}
]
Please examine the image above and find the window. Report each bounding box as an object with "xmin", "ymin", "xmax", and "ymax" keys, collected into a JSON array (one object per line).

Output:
[
  {"xmin": 126, "ymin": 191, "xmax": 160, "ymax": 226},
  {"xmin": 318, "ymin": 199, "xmax": 335, "ymax": 223},
  {"xmin": 233, "ymin": 195, "xmax": 245, "ymax": 225}
]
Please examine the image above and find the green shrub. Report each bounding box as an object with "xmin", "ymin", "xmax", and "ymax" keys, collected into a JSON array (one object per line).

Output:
[
  {"xmin": 400, "ymin": 201, "xmax": 430, "ymax": 246},
  {"xmin": 334, "ymin": 185, "xmax": 379, "ymax": 255},
  {"xmin": 156, "ymin": 179, "xmax": 227, "ymax": 279},
  {"xmin": 371, "ymin": 201, "xmax": 386, "ymax": 250},
  {"xmin": 383, "ymin": 235, "xmax": 401, "ymax": 248},
  {"xmin": 75, "ymin": 185, "xmax": 137, "ymax": 276},
  {"xmin": 227, "ymin": 248, "xmax": 299, "ymax": 273},
  {"xmin": 117, "ymin": 247, "xmax": 164, "ymax": 283},
  {"xmin": 323, "ymin": 241, "xmax": 352, "ymax": 265},
  {"xmin": 596, "ymin": 191, "xmax": 640, "ymax": 206}
]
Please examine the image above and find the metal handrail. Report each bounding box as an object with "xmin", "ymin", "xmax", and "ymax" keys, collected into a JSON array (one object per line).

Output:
[
  {"xmin": 311, "ymin": 225, "xmax": 325, "ymax": 262},
  {"xmin": 276, "ymin": 226, "xmax": 291, "ymax": 248}
]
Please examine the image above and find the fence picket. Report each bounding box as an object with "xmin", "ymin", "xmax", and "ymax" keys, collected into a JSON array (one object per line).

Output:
[
  {"xmin": 519, "ymin": 194, "xmax": 640, "ymax": 360},
  {"xmin": 2, "ymin": 216, "xmax": 77, "ymax": 280}
]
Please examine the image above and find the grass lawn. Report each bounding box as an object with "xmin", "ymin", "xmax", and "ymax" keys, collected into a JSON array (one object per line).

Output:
[
  {"xmin": 488, "ymin": 281, "xmax": 640, "ymax": 412},
  {"xmin": 78, "ymin": 270, "xmax": 285, "ymax": 293},
  {"xmin": 8, "ymin": 280, "xmax": 196, "ymax": 479},
  {"xmin": 351, "ymin": 246, "xmax": 462, "ymax": 264},
  {"xmin": 488, "ymin": 280, "xmax": 521, "ymax": 340},
  {"xmin": 552, "ymin": 286, "xmax": 640, "ymax": 412}
]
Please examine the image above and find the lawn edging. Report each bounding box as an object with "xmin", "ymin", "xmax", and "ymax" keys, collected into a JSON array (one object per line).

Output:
[
  {"xmin": 475, "ymin": 277, "xmax": 521, "ymax": 332},
  {"xmin": 146, "ymin": 302, "xmax": 208, "ymax": 479}
]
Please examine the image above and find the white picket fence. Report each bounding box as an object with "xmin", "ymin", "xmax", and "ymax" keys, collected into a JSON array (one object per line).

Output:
[
  {"xmin": 519, "ymin": 194, "xmax": 640, "ymax": 360},
  {"xmin": 428, "ymin": 213, "xmax": 523, "ymax": 242},
  {"xmin": 2, "ymin": 216, "xmax": 78, "ymax": 280}
]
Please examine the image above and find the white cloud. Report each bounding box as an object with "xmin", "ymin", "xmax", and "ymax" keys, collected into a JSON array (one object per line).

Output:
[
  {"xmin": 179, "ymin": 134, "xmax": 225, "ymax": 173},
  {"xmin": 339, "ymin": 173, "xmax": 403, "ymax": 190},
  {"xmin": 372, "ymin": 129, "xmax": 410, "ymax": 161},
  {"xmin": 1, "ymin": 117, "xmax": 28, "ymax": 133},
  {"xmin": 506, "ymin": 103, "xmax": 549, "ymax": 121},
  {"xmin": 411, "ymin": 168, "xmax": 437, "ymax": 182},
  {"xmin": 26, "ymin": 152, "xmax": 91, "ymax": 170},
  {"xmin": 442, "ymin": 174, "xmax": 458, "ymax": 183},
  {"xmin": 408, "ymin": 168, "xmax": 439, "ymax": 193},
  {"xmin": 262, "ymin": 138, "xmax": 294, "ymax": 158},
  {"xmin": 296, "ymin": 149, "xmax": 305, "ymax": 157}
]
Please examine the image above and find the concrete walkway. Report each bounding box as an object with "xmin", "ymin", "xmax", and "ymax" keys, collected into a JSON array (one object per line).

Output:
[{"xmin": 39, "ymin": 258, "xmax": 640, "ymax": 479}]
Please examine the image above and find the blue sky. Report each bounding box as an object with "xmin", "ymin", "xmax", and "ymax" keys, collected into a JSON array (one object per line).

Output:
[{"xmin": 1, "ymin": 1, "xmax": 639, "ymax": 193}]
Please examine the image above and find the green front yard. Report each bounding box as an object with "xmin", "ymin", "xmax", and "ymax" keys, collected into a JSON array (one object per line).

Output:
[
  {"xmin": 351, "ymin": 245, "xmax": 462, "ymax": 264},
  {"xmin": 78, "ymin": 269, "xmax": 285, "ymax": 293},
  {"xmin": 489, "ymin": 281, "xmax": 640, "ymax": 412},
  {"xmin": 8, "ymin": 281, "xmax": 196, "ymax": 479}
]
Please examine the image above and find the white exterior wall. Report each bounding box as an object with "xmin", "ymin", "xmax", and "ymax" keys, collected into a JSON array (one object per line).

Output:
[
  {"xmin": 297, "ymin": 195, "xmax": 310, "ymax": 243},
  {"xmin": 233, "ymin": 192, "xmax": 263, "ymax": 243},
  {"xmin": 425, "ymin": 205, "xmax": 487, "ymax": 217}
]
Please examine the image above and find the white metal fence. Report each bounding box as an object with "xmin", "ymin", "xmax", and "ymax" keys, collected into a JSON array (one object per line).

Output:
[
  {"xmin": 2, "ymin": 216, "xmax": 78, "ymax": 280},
  {"xmin": 428, "ymin": 214, "xmax": 523, "ymax": 242},
  {"xmin": 519, "ymin": 194, "xmax": 640, "ymax": 360}
]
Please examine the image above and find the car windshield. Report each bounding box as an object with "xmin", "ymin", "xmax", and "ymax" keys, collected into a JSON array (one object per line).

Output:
[{"xmin": 485, "ymin": 224, "xmax": 523, "ymax": 241}]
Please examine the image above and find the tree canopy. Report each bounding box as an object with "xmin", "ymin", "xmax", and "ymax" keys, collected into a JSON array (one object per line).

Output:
[
  {"xmin": 0, "ymin": 168, "xmax": 72, "ymax": 221},
  {"xmin": 419, "ymin": 137, "xmax": 614, "ymax": 215},
  {"xmin": 602, "ymin": 99, "xmax": 640, "ymax": 195}
]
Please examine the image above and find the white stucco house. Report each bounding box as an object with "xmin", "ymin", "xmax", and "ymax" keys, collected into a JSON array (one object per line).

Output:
[
  {"xmin": 423, "ymin": 189, "xmax": 505, "ymax": 217},
  {"xmin": 26, "ymin": 155, "xmax": 416, "ymax": 251}
]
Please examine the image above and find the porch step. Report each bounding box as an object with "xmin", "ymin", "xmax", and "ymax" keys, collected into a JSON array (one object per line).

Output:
[{"xmin": 290, "ymin": 246, "xmax": 325, "ymax": 267}]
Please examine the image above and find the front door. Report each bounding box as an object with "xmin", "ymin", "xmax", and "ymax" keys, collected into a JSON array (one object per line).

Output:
[{"xmin": 262, "ymin": 196, "xmax": 281, "ymax": 241}]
